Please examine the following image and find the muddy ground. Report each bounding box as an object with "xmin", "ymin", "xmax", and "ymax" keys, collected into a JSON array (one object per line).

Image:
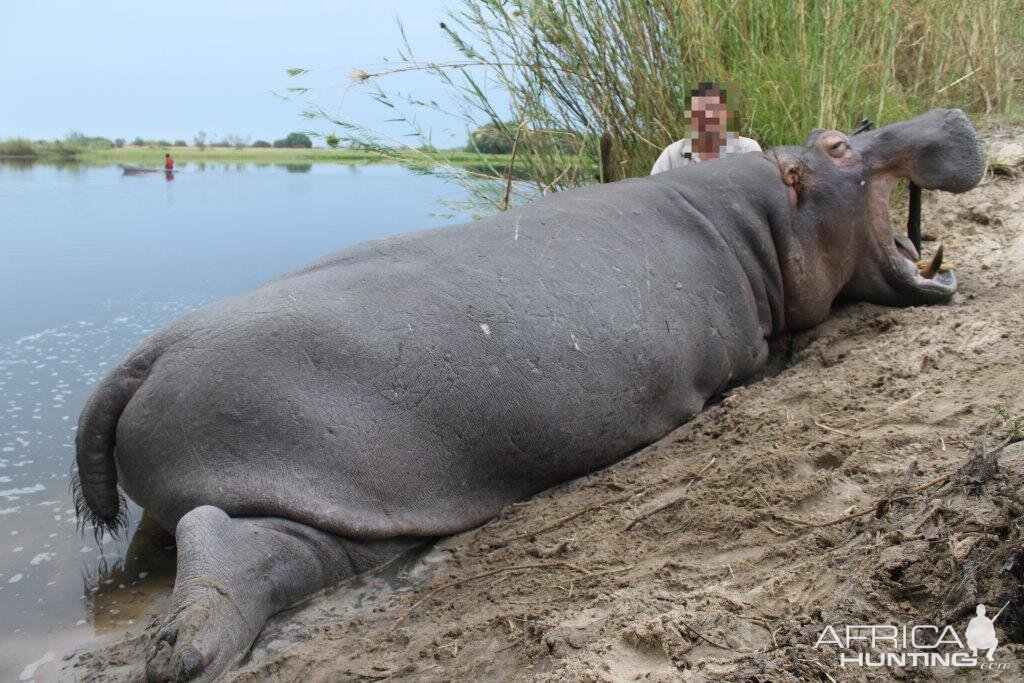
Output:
[{"xmin": 68, "ymin": 134, "xmax": 1024, "ymax": 681}]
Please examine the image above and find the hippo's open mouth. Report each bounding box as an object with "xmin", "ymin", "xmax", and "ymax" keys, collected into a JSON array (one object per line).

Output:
[
  {"xmin": 871, "ymin": 173, "xmax": 957, "ymax": 303},
  {"xmin": 847, "ymin": 107, "xmax": 987, "ymax": 306}
]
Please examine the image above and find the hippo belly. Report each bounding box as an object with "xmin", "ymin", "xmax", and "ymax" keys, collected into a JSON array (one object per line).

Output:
[{"xmin": 113, "ymin": 180, "xmax": 770, "ymax": 539}]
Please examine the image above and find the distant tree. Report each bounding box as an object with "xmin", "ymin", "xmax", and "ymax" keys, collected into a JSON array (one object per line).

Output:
[
  {"xmin": 251, "ymin": 139, "xmax": 271, "ymax": 148},
  {"xmin": 154, "ymin": 140, "xmax": 171, "ymax": 147},
  {"xmin": 131, "ymin": 136, "xmax": 146, "ymax": 146},
  {"xmin": 325, "ymin": 133, "xmax": 340, "ymax": 149},
  {"xmin": 64, "ymin": 131, "xmax": 114, "ymax": 148},
  {"xmin": 273, "ymin": 132, "xmax": 313, "ymax": 148},
  {"xmin": 193, "ymin": 130, "xmax": 208, "ymax": 150},
  {"xmin": 466, "ymin": 123, "xmax": 514, "ymax": 154},
  {"xmin": 173, "ymin": 139, "xmax": 187, "ymax": 147},
  {"xmin": 0, "ymin": 138, "xmax": 38, "ymax": 158},
  {"xmin": 213, "ymin": 133, "xmax": 250, "ymax": 149},
  {"xmin": 114, "ymin": 138, "xmax": 125, "ymax": 148}
]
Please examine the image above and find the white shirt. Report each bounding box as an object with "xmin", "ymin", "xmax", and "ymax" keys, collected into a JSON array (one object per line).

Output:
[{"xmin": 650, "ymin": 134, "xmax": 762, "ymax": 174}]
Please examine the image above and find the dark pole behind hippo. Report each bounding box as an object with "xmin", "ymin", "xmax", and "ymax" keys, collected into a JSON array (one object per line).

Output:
[{"xmin": 72, "ymin": 109, "xmax": 983, "ymax": 681}]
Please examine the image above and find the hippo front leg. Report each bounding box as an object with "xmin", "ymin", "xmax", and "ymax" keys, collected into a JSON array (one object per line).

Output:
[{"xmin": 145, "ymin": 506, "xmax": 420, "ymax": 682}]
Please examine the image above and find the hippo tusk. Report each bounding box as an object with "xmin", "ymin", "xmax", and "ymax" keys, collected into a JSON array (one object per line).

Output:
[
  {"xmin": 917, "ymin": 243, "xmax": 944, "ymax": 278},
  {"xmin": 894, "ymin": 234, "xmax": 920, "ymax": 261}
]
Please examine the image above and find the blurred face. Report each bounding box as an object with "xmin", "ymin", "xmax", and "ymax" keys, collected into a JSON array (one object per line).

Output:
[{"xmin": 688, "ymin": 93, "xmax": 729, "ymax": 137}]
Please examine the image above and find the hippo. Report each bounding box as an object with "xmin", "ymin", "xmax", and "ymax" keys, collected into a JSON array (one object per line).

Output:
[{"xmin": 73, "ymin": 109, "xmax": 983, "ymax": 680}]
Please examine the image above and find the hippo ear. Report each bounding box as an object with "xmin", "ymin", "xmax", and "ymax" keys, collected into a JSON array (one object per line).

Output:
[
  {"xmin": 786, "ymin": 160, "xmax": 802, "ymax": 192},
  {"xmin": 769, "ymin": 151, "xmax": 805, "ymax": 205},
  {"xmin": 779, "ymin": 159, "xmax": 804, "ymax": 195}
]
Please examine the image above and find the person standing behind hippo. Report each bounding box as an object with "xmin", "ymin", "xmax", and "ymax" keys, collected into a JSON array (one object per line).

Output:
[{"xmin": 650, "ymin": 81, "xmax": 761, "ymax": 174}]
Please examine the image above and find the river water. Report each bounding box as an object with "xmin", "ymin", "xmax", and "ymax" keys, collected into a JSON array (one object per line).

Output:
[{"xmin": 0, "ymin": 161, "xmax": 472, "ymax": 679}]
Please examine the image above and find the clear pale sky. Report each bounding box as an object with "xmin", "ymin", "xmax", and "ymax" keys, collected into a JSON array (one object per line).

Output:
[{"xmin": 0, "ymin": 1, "xmax": 487, "ymax": 145}]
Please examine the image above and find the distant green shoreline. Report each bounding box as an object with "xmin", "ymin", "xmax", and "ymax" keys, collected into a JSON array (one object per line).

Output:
[{"xmin": 0, "ymin": 143, "xmax": 512, "ymax": 167}]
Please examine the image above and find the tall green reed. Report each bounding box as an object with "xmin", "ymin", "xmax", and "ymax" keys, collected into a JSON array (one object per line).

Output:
[{"xmin": 298, "ymin": 0, "xmax": 1024, "ymax": 211}]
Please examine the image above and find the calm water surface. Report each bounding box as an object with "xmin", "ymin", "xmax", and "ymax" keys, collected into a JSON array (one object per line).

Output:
[{"xmin": 0, "ymin": 161, "xmax": 472, "ymax": 679}]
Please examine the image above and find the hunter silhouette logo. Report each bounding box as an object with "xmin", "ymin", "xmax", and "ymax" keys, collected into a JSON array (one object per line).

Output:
[
  {"xmin": 966, "ymin": 604, "xmax": 1000, "ymax": 661},
  {"xmin": 813, "ymin": 602, "xmax": 1012, "ymax": 669}
]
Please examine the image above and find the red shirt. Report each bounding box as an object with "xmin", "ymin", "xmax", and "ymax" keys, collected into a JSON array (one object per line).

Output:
[{"xmin": 164, "ymin": 157, "xmax": 174, "ymax": 170}]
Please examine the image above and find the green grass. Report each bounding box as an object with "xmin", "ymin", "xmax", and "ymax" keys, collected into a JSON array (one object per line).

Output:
[
  {"xmin": 298, "ymin": 0, "xmax": 1024, "ymax": 208},
  {"xmin": 0, "ymin": 141, "xmax": 511, "ymax": 167},
  {"xmin": 0, "ymin": 138, "xmax": 81, "ymax": 160}
]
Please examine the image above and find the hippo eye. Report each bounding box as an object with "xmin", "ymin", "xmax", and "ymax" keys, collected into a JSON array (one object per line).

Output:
[{"xmin": 826, "ymin": 139, "xmax": 849, "ymax": 158}]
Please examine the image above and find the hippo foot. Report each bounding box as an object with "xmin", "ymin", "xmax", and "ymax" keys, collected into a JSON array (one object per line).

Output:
[
  {"xmin": 146, "ymin": 580, "xmax": 256, "ymax": 682},
  {"xmin": 143, "ymin": 505, "xmax": 421, "ymax": 682},
  {"xmin": 145, "ymin": 506, "xmax": 274, "ymax": 682}
]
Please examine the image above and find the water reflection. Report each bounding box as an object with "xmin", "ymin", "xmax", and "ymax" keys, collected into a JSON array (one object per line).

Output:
[
  {"xmin": 83, "ymin": 516, "xmax": 175, "ymax": 635},
  {"xmin": 0, "ymin": 160, "xmax": 473, "ymax": 679},
  {"xmin": 0, "ymin": 303, "xmax": 198, "ymax": 680},
  {"xmin": 0, "ymin": 158, "xmax": 37, "ymax": 171}
]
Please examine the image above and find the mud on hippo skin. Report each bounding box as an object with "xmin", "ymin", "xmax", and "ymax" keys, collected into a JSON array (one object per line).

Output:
[{"xmin": 72, "ymin": 108, "xmax": 984, "ymax": 681}]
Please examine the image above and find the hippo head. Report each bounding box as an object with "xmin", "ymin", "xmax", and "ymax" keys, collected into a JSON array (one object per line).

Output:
[{"xmin": 769, "ymin": 108, "xmax": 984, "ymax": 329}]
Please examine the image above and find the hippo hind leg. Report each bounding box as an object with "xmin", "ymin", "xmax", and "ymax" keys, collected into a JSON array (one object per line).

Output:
[{"xmin": 145, "ymin": 505, "xmax": 420, "ymax": 682}]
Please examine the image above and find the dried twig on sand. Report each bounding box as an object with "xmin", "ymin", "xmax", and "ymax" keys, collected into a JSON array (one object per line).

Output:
[
  {"xmin": 793, "ymin": 411, "xmax": 1021, "ymax": 529},
  {"xmin": 676, "ymin": 617, "xmax": 732, "ymax": 650},
  {"xmin": 623, "ymin": 486, "xmax": 692, "ymax": 531},
  {"xmin": 389, "ymin": 562, "xmax": 589, "ymax": 631},
  {"xmin": 910, "ymin": 433, "xmax": 1016, "ymax": 494},
  {"xmin": 499, "ymin": 494, "xmax": 632, "ymax": 545},
  {"xmin": 813, "ymin": 417, "xmax": 853, "ymax": 437},
  {"xmin": 623, "ymin": 457, "xmax": 715, "ymax": 531}
]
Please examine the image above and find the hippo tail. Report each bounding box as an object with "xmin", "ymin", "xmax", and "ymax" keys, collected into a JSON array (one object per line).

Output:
[{"xmin": 72, "ymin": 352, "xmax": 152, "ymax": 539}]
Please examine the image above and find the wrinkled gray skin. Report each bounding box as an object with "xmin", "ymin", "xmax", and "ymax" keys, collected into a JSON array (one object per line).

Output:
[{"xmin": 74, "ymin": 109, "xmax": 983, "ymax": 681}]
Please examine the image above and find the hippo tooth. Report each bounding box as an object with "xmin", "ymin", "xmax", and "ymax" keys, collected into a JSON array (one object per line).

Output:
[
  {"xmin": 894, "ymin": 234, "xmax": 920, "ymax": 261},
  {"xmin": 917, "ymin": 243, "xmax": 944, "ymax": 278}
]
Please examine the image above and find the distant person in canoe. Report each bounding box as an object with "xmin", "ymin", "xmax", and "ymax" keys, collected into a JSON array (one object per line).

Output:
[{"xmin": 164, "ymin": 153, "xmax": 175, "ymax": 171}]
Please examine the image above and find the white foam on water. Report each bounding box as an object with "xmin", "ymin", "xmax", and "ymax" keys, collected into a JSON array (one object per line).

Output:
[
  {"xmin": 29, "ymin": 553, "xmax": 55, "ymax": 565},
  {"xmin": 0, "ymin": 484, "xmax": 44, "ymax": 500},
  {"xmin": 8, "ymin": 573, "xmax": 23, "ymax": 583},
  {"xmin": 18, "ymin": 650, "xmax": 55, "ymax": 681}
]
